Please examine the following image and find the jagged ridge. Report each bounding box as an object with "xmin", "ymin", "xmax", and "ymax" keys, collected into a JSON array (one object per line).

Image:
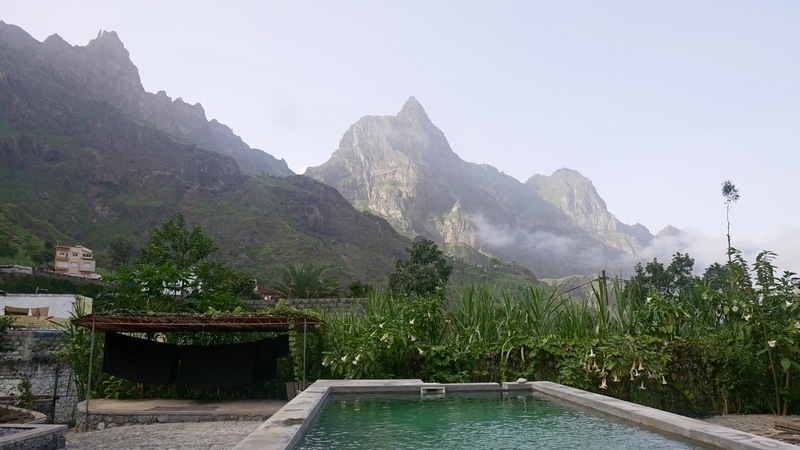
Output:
[{"xmin": 306, "ymin": 97, "xmax": 655, "ymax": 277}]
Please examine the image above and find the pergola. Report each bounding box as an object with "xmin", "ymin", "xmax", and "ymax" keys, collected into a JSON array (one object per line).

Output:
[
  {"xmin": 72, "ymin": 313, "xmax": 321, "ymax": 333},
  {"xmin": 72, "ymin": 313, "xmax": 321, "ymax": 431}
]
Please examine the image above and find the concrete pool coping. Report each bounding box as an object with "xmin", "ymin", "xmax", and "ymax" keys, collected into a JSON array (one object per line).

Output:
[{"xmin": 233, "ymin": 380, "xmax": 798, "ymax": 450}]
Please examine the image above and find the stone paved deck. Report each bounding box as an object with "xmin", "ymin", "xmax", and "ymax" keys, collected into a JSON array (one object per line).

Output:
[
  {"xmin": 75, "ymin": 398, "xmax": 286, "ymax": 431},
  {"xmin": 66, "ymin": 421, "xmax": 261, "ymax": 449}
]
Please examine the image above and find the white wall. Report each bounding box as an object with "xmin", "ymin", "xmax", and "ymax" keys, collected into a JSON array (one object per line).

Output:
[{"xmin": 0, "ymin": 294, "xmax": 91, "ymax": 319}]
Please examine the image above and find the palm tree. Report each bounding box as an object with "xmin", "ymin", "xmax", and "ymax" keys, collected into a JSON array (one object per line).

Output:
[{"xmin": 273, "ymin": 262, "xmax": 339, "ymax": 299}]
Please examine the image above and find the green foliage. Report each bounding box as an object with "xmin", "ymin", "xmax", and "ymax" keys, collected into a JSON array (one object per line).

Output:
[
  {"xmin": 0, "ymin": 274, "xmax": 107, "ymax": 298},
  {"xmin": 104, "ymin": 213, "xmax": 250, "ymax": 313},
  {"xmin": 273, "ymin": 262, "xmax": 339, "ymax": 299},
  {"xmin": 0, "ymin": 233, "xmax": 18, "ymax": 258},
  {"xmin": 347, "ymin": 280, "xmax": 373, "ymax": 298},
  {"xmin": 317, "ymin": 249, "xmax": 800, "ymax": 417},
  {"xmin": 108, "ymin": 236, "xmax": 135, "ymax": 268},
  {"xmin": 14, "ymin": 377, "xmax": 34, "ymax": 410},
  {"xmin": 139, "ymin": 213, "xmax": 216, "ymax": 269},
  {"xmin": 388, "ymin": 239, "xmax": 452, "ymax": 297},
  {"xmin": 0, "ymin": 316, "xmax": 15, "ymax": 353}
]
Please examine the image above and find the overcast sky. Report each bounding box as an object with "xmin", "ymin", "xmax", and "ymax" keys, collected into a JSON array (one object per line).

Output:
[{"xmin": 3, "ymin": 1, "xmax": 800, "ymax": 272}]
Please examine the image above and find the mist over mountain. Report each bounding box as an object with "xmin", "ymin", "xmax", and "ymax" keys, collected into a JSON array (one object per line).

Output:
[{"xmin": 306, "ymin": 97, "xmax": 661, "ymax": 277}]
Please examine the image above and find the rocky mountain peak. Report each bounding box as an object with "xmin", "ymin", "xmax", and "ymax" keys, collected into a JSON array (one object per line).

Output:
[
  {"xmin": 396, "ymin": 96, "xmax": 434, "ymax": 128},
  {"xmin": 92, "ymin": 30, "xmax": 126, "ymax": 49},
  {"xmin": 656, "ymin": 225, "xmax": 683, "ymax": 237}
]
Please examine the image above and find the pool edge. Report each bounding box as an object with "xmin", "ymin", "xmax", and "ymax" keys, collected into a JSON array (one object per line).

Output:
[{"xmin": 234, "ymin": 380, "xmax": 797, "ymax": 450}]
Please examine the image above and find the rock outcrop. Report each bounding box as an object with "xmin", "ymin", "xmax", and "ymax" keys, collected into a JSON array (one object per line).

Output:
[{"xmin": 307, "ymin": 97, "xmax": 655, "ymax": 277}]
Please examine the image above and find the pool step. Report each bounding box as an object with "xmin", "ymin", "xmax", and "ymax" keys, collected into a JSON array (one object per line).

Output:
[{"xmin": 420, "ymin": 386, "xmax": 446, "ymax": 397}]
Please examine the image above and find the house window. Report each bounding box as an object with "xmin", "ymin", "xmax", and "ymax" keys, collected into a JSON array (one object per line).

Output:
[
  {"xmin": 72, "ymin": 253, "xmax": 78, "ymax": 257},
  {"xmin": 82, "ymin": 253, "xmax": 92, "ymax": 258},
  {"xmin": 83, "ymin": 262, "xmax": 91, "ymax": 267},
  {"xmin": 58, "ymin": 252, "xmax": 66, "ymax": 257},
  {"xmin": 70, "ymin": 262, "xmax": 78, "ymax": 267},
  {"xmin": 56, "ymin": 261, "xmax": 67, "ymax": 268}
]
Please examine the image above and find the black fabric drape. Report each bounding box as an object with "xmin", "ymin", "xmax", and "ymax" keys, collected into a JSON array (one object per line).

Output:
[
  {"xmin": 102, "ymin": 332, "xmax": 179, "ymax": 385},
  {"xmin": 177, "ymin": 342, "xmax": 255, "ymax": 388},
  {"xmin": 253, "ymin": 335, "xmax": 291, "ymax": 383}
]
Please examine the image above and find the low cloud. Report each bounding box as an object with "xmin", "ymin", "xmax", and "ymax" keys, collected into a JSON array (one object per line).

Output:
[{"xmin": 473, "ymin": 213, "xmax": 800, "ymax": 277}]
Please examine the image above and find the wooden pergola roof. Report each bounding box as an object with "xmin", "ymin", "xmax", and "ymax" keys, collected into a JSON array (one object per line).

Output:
[{"xmin": 71, "ymin": 313, "xmax": 321, "ymax": 333}]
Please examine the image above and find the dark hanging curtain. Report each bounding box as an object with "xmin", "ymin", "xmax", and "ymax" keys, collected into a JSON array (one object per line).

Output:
[
  {"xmin": 253, "ymin": 335, "xmax": 291, "ymax": 383},
  {"xmin": 177, "ymin": 342, "xmax": 256, "ymax": 388},
  {"xmin": 102, "ymin": 333, "xmax": 291, "ymax": 388},
  {"xmin": 102, "ymin": 332, "xmax": 180, "ymax": 385}
]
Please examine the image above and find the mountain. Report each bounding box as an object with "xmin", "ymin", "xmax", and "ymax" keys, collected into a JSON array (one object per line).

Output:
[
  {"xmin": 0, "ymin": 22, "xmax": 409, "ymax": 283},
  {"xmin": 0, "ymin": 24, "xmax": 537, "ymax": 288},
  {"xmin": 306, "ymin": 97, "xmax": 654, "ymax": 277},
  {"xmin": 0, "ymin": 22, "xmax": 292, "ymax": 177}
]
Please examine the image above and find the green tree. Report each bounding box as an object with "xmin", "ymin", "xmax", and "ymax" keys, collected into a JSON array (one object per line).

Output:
[
  {"xmin": 140, "ymin": 213, "xmax": 216, "ymax": 269},
  {"xmin": 388, "ymin": 239, "xmax": 452, "ymax": 297},
  {"xmin": 107, "ymin": 213, "xmax": 246, "ymax": 312},
  {"xmin": 108, "ymin": 236, "xmax": 135, "ymax": 268},
  {"xmin": 273, "ymin": 262, "xmax": 339, "ymax": 299},
  {"xmin": 626, "ymin": 253, "xmax": 695, "ymax": 301},
  {"xmin": 0, "ymin": 234, "xmax": 18, "ymax": 258},
  {"xmin": 348, "ymin": 280, "xmax": 373, "ymax": 298},
  {"xmin": 721, "ymin": 180, "xmax": 740, "ymax": 292}
]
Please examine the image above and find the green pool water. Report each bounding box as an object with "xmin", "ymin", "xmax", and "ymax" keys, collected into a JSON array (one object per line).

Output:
[{"xmin": 295, "ymin": 392, "xmax": 712, "ymax": 449}]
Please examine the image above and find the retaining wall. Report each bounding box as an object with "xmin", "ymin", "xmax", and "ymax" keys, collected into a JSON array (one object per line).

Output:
[{"xmin": 0, "ymin": 330, "xmax": 77, "ymax": 424}]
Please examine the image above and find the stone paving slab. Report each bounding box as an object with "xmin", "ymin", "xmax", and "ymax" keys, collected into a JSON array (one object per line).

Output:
[
  {"xmin": 75, "ymin": 398, "xmax": 286, "ymax": 432},
  {"xmin": 66, "ymin": 421, "xmax": 261, "ymax": 450},
  {"xmin": 776, "ymin": 419, "xmax": 800, "ymax": 434}
]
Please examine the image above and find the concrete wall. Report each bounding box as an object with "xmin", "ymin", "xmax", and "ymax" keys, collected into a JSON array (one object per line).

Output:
[{"xmin": 0, "ymin": 330, "xmax": 78, "ymax": 424}]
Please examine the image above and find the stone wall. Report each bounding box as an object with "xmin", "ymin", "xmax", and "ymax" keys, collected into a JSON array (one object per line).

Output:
[
  {"xmin": 74, "ymin": 408, "xmax": 267, "ymax": 432},
  {"xmin": 0, "ymin": 330, "xmax": 78, "ymax": 424},
  {"xmin": 246, "ymin": 298, "xmax": 367, "ymax": 314}
]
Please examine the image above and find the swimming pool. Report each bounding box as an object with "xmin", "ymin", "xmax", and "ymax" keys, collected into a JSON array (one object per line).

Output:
[
  {"xmin": 233, "ymin": 380, "xmax": 798, "ymax": 450},
  {"xmin": 296, "ymin": 392, "xmax": 710, "ymax": 449}
]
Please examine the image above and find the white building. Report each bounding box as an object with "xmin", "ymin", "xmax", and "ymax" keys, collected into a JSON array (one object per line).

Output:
[{"xmin": 54, "ymin": 244, "xmax": 98, "ymax": 279}]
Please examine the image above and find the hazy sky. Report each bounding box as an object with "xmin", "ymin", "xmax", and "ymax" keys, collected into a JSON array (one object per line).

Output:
[{"xmin": 3, "ymin": 1, "xmax": 800, "ymax": 272}]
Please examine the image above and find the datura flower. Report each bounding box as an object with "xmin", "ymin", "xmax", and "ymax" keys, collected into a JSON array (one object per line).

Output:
[
  {"xmin": 638, "ymin": 362, "xmax": 644, "ymax": 371},
  {"xmin": 786, "ymin": 301, "xmax": 794, "ymax": 308},
  {"xmin": 599, "ymin": 378, "xmax": 607, "ymax": 389},
  {"xmin": 768, "ymin": 340, "xmax": 777, "ymax": 348},
  {"xmin": 661, "ymin": 375, "xmax": 668, "ymax": 385},
  {"xmin": 410, "ymin": 335, "xmax": 417, "ymax": 342},
  {"xmin": 341, "ymin": 355, "xmax": 348, "ymax": 362},
  {"xmin": 409, "ymin": 318, "xmax": 415, "ymax": 325},
  {"xmin": 380, "ymin": 333, "xmax": 389, "ymax": 342},
  {"xmin": 418, "ymin": 347, "xmax": 424, "ymax": 355},
  {"xmin": 589, "ymin": 349, "xmax": 595, "ymax": 358},
  {"xmin": 639, "ymin": 381, "xmax": 646, "ymax": 390},
  {"xmin": 612, "ymin": 374, "xmax": 620, "ymax": 383},
  {"xmin": 379, "ymin": 322, "xmax": 385, "ymax": 329},
  {"xmin": 731, "ymin": 305, "xmax": 739, "ymax": 312},
  {"xmin": 744, "ymin": 315, "xmax": 751, "ymax": 321}
]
